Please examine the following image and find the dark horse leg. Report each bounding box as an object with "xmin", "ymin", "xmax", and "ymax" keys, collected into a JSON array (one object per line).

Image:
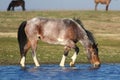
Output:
[
  {"xmin": 22, "ymin": 6, "xmax": 25, "ymax": 11},
  {"xmin": 7, "ymin": 2, "xmax": 12, "ymax": 11},
  {"xmin": 7, "ymin": 1, "xmax": 15, "ymax": 11},
  {"xmin": 21, "ymin": 1, "xmax": 26, "ymax": 11},
  {"xmin": 106, "ymin": 4, "xmax": 109, "ymax": 11},
  {"xmin": 70, "ymin": 46, "xmax": 79, "ymax": 67},
  {"xmin": 12, "ymin": 6, "xmax": 15, "ymax": 11}
]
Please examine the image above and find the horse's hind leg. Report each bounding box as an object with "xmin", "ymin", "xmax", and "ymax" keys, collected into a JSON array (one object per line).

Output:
[
  {"xmin": 22, "ymin": 4, "xmax": 25, "ymax": 11},
  {"xmin": 30, "ymin": 40, "xmax": 40, "ymax": 67},
  {"xmin": 70, "ymin": 46, "xmax": 79, "ymax": 67},
  {"xmin": 20, "ymin": 41, "xmax": 31, "ymax": 67},
  {"xmin": 95, "ymin": 3, "xmax": 98, "ymax": 11},
  {"xmin": 22, "ymin": 6, "xmax": 25, "ymax": 11},
  {"xmin": 12, "ymin": 7, "xmax": 14, "ymax": 11},
  {"xmin": 106, "ymin": 5, "xmax": 109, "ymax": 11}
]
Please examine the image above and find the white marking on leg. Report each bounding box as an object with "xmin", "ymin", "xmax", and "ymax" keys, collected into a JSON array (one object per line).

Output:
[
  {"xmin": 32, "ymin": 52, "xmax": 40, "ymax": 67},
  {"xmin": 60, "ymin": 55, "xmax": 66, "ymax": 67},
  {"xmin": 71, "ymin": 52, "xmax": 77, "ymax": 63},
  {"xmin": 20, "ymin": 56, "xmax": 25, "ymax": 67},
  {"xmin": 33, "ymin": 55, "xmax": 40, "ymax": 67}
]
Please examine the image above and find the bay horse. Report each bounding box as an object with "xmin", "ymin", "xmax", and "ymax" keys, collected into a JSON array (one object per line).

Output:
[
  {"xmin": 18, "ymin": 17, "xmax": 101, "ymax": 68},
  {"xmin": 95, "ymin": 0, "xmax": 111, "ymax": 11},
  {"xmin": 7, "ymin": 0, "xmax": 25, "ymax": 11}
]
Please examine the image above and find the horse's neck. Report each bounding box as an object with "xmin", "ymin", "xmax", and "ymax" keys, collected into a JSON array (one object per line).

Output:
[{"xmin": 79, "ymin": 35, "xmax": 92, "ymax": 49}]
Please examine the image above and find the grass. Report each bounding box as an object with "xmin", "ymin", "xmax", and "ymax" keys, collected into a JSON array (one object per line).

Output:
[{"xmin": 0, "ymin": 10, "xmax": 120, "ymax": 65}]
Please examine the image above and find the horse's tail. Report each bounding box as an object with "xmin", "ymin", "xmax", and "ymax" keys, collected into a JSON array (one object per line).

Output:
[{"xmin": 17, "ymin": 21, "xmax": 27, "ymax": 56}]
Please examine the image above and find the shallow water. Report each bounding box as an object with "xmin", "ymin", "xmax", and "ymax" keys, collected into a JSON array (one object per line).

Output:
[{"xmin": 0, "ymin": 64, "xmax": 120, "ymax": 80}]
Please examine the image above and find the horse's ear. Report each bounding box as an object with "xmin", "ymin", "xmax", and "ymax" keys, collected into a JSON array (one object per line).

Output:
[{"xmin": 73, "ymin": 17, "xmax": 76, "ymax": 20}]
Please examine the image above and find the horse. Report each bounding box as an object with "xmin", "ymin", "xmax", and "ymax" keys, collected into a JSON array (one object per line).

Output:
[
  {"xmin": 94, "ymin": 0, "xmax": 111, "ymax": 11},
  {"xmin": 17, "ymin": 17, "xmax": 101, "ymax": 68},
  {"xmin": 7, "ymin": 0, "xmax": 25, "ymax": 11}
]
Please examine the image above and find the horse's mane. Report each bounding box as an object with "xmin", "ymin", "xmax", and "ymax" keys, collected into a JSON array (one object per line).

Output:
[{"xmin": 73, "ymin": 18, "xmax": 96, "ymax": 44}]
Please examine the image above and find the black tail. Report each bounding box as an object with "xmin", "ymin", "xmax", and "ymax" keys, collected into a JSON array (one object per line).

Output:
[{"xmin": 18, "ymin": 21, "xmax": 27, "ymax": 56}]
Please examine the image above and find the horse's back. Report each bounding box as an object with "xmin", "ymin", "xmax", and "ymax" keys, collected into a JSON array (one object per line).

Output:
[
  {"xmin": 26, "ymin": 17, "xmax": 82, "ymax": 45},
  {"xmin": 95, "ymin": 0, "xmax": 111, "ymax": 4},
  {"xmin": 26, "ymin": 17, "xmax": 64, "ymax": 42},
  {"xmin": 11, "ymin": 0, "xmax": 25, "ymax": 6}
]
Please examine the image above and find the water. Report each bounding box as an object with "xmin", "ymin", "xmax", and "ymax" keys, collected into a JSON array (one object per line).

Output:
[{"xmin": 0, "ymin": 64, "xmax": 120, "ymax": 80}]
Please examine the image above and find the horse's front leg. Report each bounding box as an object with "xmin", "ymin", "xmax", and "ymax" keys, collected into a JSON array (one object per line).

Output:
[
  {"xmin": 95, "ymin": 3, "xmax": 98, "ymax": 11},
  {"xmin": 106, "ymin": 5, "xmax": 109, "ymax": 11},
  {"xmin": 70, "ymin": 46, "xmax": 79, "ymax": 67},
  {"xmin": 59, "ymin": 46, "xmax": 70, "ymax": 67},
  {"xmin": 22, "ymin": 5, "xmax": 25, "ymax": 11}
]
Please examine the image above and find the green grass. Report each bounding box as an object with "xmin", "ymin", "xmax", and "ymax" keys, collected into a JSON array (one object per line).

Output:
[{"xmin": 0, "ymin": 11, "xmax": 120, "ymax": 65}]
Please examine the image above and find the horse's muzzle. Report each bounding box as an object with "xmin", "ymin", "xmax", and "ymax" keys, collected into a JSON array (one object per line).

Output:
[{"xmin": 93, "ymin": 62, "xmax": 101, "ymax": 68}]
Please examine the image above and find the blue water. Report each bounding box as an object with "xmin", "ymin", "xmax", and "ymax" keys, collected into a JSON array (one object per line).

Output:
[{"xmin": 0, "ymin": 64, "xmax": 120, "ymax": 80}]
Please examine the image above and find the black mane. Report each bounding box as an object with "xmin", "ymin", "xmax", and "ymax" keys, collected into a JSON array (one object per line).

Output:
[{"xmin": 73, "ymin": 18, "xmax": 97, "ymax": 45}]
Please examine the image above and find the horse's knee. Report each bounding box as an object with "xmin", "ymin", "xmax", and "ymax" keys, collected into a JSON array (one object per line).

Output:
[
  {"xmin": 75, "ymin": 46, "xmax": 79, "ymax": 54},
  {"xmin": 64, "ymin": 46, "xmax": 70, "ymax": 56}
]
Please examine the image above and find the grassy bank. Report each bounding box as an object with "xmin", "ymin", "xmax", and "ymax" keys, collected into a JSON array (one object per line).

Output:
[{"xmin": 0, "ymin": 11, "xmax": 120, "ymax": 65}]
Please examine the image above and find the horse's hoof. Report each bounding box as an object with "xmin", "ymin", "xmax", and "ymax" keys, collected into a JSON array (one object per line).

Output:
[
  {"xmin": 21, "ymin": 66, "xmax": 27, "ymax": 70},
  {"xmin": 34, "ymin": 66, "xmax": 40, "ymax": 69},
  {"xmin": 69, "ymin": 62, "xmax": 75, "ymax": 67}
]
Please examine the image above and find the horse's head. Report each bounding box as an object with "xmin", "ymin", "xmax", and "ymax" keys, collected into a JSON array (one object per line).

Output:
[{"xmin": 87, "ymin": 43, "xmax": 101, "ymax": 68}]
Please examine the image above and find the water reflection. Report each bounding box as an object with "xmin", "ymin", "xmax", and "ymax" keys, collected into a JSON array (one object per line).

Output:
[{"xmin": 0, "ymin": 64, "xmax": 120, "ymax": 80}]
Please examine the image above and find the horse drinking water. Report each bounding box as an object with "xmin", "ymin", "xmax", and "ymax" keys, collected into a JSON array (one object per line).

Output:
[
  {"xmin": 18, "ymin": 17, "xmax": 101, "ymax": 68},
  {"xmin": 95, "ymin": 0, "xmax": 111, "ymax": 11}
]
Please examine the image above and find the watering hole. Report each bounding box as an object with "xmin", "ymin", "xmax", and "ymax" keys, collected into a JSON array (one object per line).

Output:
[{"xmin": 0, "ymin": 64, "xmax": 120, "ymax": 80}]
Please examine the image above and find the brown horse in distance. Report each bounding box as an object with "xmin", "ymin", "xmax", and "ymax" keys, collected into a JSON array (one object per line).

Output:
[
  {"xmin": 7, "ymin": 0, "xmax": 25, "ymax": 11},
  {"xmin": 95, "ymin": 0, "xmax": 111, "ymax": 11}
]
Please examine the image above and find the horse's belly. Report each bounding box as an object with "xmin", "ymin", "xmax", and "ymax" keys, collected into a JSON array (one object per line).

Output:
[{"xmin": 41, "ymin": 37, "xmax": 66, "ymax": 45}]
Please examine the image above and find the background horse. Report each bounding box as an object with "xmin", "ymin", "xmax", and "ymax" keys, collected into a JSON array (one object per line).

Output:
[
  {"xmin": 95, "ymin": 0, "xmax": 111, "ymax": 11},
  {"xmin": 7, "ymin": 0, "xmax": 25, "ymax": 11},
  {"xmin": 18, "ymin": 17, "xmax": 101, "ymax": 68}
]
